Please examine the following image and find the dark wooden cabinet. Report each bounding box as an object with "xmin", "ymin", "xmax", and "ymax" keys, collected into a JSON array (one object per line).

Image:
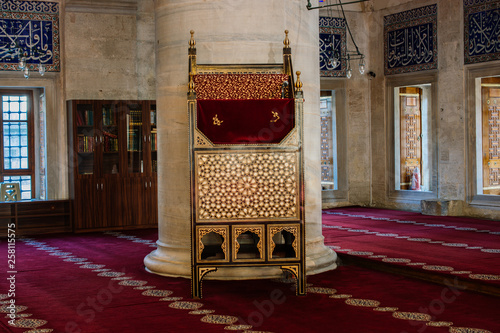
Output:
[
  {"xmin": 0, "ymin": 200, "xmax": 71, "ymax": 236},
  {"xmin": 68, "ymin": 100, "xmax": 157, "ymax": 231}
]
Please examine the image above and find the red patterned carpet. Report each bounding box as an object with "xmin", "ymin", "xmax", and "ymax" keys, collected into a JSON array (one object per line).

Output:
[
  {"xmin": 0, "ymin": 224, "xmax": 499, "ymax": 333},
  {"xmin": 322, "ymin": 206, "xmax": 500, "ymax": 294}
]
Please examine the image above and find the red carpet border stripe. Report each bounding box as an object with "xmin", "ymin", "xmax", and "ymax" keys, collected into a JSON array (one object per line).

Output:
[
  {"xmin": 322, "ymin": 210, "xmax": 500, "ymax": 283},
  {"xmin": 281, "ymin": 278, "xmax": 493, "ymax": 333},
  {"xmin": 102, "ymin": 231, "xmax": 273, "ymax": 332},
  {"xmin": 102, "ymin": 231, "xmax": 157, "ymax": 248},
  {"xmin": 0, "ymin": 293, "xmax": 52, "ymax": 333},
  {"xmin": 1, "ymin": 229, "xmax": 497, "ymax": 332},
  {"xmin": 326, "ymin": 243, "xmax": 500, "ymax": 282},
  {"xmin": 323, "ymin": 211, "xmax": 500, "ymax": 237},
  {"xmin": 18, "ymin": 236, "xmax": 270, "ymax": 333},
  {"xmin": 322, "ymin": 224, "xmax": 500, "ymax": 255},
  {"xmin": 102, "ymin": 231, "xmax": 495, "ymax": 333},
  {"xmin": 102, "ymin": 231, "xmax": 277, "ymax": 333}
]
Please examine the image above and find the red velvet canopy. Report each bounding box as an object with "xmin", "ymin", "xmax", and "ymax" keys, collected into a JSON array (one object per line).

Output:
[{"xmin": 196, "ymin": 99, "xmax": 295, "ymax": 144}]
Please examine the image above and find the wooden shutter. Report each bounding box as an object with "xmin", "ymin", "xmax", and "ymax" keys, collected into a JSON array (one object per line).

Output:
[{"xmin": 399, "ymin": 87, "xmax": 422, "ymax": 190}]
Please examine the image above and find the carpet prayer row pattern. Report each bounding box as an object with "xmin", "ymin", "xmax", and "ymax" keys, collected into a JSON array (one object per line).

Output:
[
  {"xmin": 0, "ymin": 217, "xmax": 499, "ymax": 332},
  {"xmin": 322, "ymin": 208, "xmax": 500, "ymax": 287}
]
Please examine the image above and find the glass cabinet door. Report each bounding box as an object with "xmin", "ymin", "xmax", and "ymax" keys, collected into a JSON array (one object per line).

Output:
[
  {"xmin": 126, "ymin": 102, "xmax": 144, "ymax": 173},
  {"xmin": 150, "ymin": 103, "xmax": 157, "ymax": 174},
  {"xmin": 101, "ymin": 102, "xmax": 120, "ymax": 175},
  {"xmin": 75, "ymin": 103, "xmax": 95, "ymax": 175}
]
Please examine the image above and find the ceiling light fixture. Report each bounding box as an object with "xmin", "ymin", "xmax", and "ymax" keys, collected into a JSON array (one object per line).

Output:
[{"xmin": 308, "ymin": 0, "xmax": 367, "ymax": 78}]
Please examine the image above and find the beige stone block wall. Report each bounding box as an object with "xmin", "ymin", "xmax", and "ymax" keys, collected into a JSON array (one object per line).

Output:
[
  {"xmin": 65, "ymin": 12, "xmax": 136, "ymax": 99},
  {"xmin": 38, "ymin": 1, "xmax": 157, "ymax": 199}
]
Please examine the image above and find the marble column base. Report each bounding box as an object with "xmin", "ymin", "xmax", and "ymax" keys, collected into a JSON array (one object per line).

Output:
[{"xmin": 144, "ymin": 237, "xmax": 337, "ymax": 280}]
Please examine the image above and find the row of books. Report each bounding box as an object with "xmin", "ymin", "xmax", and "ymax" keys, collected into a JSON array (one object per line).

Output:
[
  {"xmin": 103, "ymin": 136, "xmax": 118, "ymax": 152},
  {"xmin": 102, "ymin": 108, "xmax": 117, "ymax": 126},
  {"xmin": 128, "ymin": 111, "xmax": 143, "ymax": 126},
  {"xmin": 103, "ymin": 130, "xmax": 118, "ymax": 152},
  {"xmin": 76, "ymin": 110, "xmax": 94, "ymax": 126},
  {"xmin": 128, "ymin": 131, "xmax": 142, "ymax": 151},
  {"xmin": 77, "ymin": 109, "xmax": 156, "ymax": 128},
  {"xmin": 77, "ymin": 135, "xmax": 94, "ymax": 152}
]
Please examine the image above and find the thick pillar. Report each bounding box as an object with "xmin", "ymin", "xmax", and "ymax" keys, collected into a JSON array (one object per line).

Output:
[{"xmin": 144, "ymin": 0, "xmax": 336, "ymax": 279}]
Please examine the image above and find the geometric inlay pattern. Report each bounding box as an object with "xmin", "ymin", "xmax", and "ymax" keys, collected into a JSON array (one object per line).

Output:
[
  {"xmin": 196, "ymin": 151, "xmax": 299, "ymax": 221},
  {"xmin": 234, "ymin": 226, "xmax": 263, "ymax": 259},
  {"xmin": 269, "ymin": 225, "xmax": 299, "ymax": 259},
  {"xmin": 193, "ymin": 74, "xmax": 289, "ymax": 100}
]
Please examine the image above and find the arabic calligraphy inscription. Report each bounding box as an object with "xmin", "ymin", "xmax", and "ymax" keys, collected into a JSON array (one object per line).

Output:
[
  {"xmin": 384, "ymin": 4, "xmax": 437, "ymax": 75},
  {"xmin": 465, "ymin": 0, "xmax": 500, "ymax": 64},
  {"xmin": 0, "ymin": 0, "xmax": 59, "ymax": 72}
]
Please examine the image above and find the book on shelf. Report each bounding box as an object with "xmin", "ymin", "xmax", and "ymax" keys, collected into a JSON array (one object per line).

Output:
[
  {"xmin": 150, "ymin": 110, "xmax": 156, "ymax": 125},
  {"xmin": 103, "ymin": 131, "xmax": 118, "ymax": 152},
  {"xmin": 77, "ymin": 134, "xmax": 94, "ymax": 152},
  {"xmin": 127, "ymin": 130, "xmax": 142, "ymax": 152},
  {"xmin": 128, "ymin": 110, "xmax": 143, "ymax": 126},
  {"xmin": 151, "ymin": 131, "xmax": 157, "ymax": 151},
  {"xmin": 76, "ymin": 110, "xmax": 84, "ymax": 126},
  {"xmin": 102, "ymin": 107, "xmax": 116, "ymax": 126},
  {"xmin": 76, "ymin": 109, "xmax": 93, "ymax": 126}
]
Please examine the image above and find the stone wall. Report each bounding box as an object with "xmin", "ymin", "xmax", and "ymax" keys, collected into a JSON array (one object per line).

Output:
[
  {"xmin": 64, "ymin": 0, "xmax": 155, "ymax": 100},
  {"xmin": 39, "ymin": 0, "xmax": 156, "ymax": 199},
  {"xmin": 343, "ymin": 0, "xmax": 500, "ymax": 220}
]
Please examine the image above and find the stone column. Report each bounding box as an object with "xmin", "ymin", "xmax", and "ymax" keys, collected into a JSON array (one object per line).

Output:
[{"xmin": 144, "ymin": 0, "xmax": 336, "ymax": 279}]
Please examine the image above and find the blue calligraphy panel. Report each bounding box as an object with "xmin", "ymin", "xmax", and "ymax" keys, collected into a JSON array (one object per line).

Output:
[
  {"xmin": 319, "ymin": 17, "xmax": 346, "ymax": 77},
  {"xmin": 387, "ymin": 23, "xmax": 434, "ymax": 69},
  {"xmin": 465, "ymin": 0, "xmax": 500, "ymax": 64},
  {"xmin": 384, "ymin": 5, "xmax": 437, "ymax": 75},
  {"xmin": 0, "ymin": 0, "xmax": 59, "ymax": 72}
]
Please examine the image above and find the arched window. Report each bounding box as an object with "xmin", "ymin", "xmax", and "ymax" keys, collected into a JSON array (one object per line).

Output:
[{"xmin": 0, "ymin": 90, "xmax": 35, "ymax": 199}]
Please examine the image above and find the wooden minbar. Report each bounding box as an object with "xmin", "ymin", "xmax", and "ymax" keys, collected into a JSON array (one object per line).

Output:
[{"xmin": 188, "ymin": 30, "xmax": 306, "ymax": 298}]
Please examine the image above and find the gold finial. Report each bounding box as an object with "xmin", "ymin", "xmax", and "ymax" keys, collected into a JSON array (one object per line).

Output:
[
  {"xmin": 295, "ymin": 71, "xmax": 303, "ymax": 92},
  {"xmin": 189, "ymin": 72, "xmax": 195, "ymax": 92},
  {"xmin": 189, "ymin": 30, "xmax": 196, "ymax": 48},
  {"xmin": 284, "ymin": 30, "xmax": 290, "ymax": 48}
]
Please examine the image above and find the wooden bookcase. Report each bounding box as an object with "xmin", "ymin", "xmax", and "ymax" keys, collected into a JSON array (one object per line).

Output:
[{"xmin": 67, "ymin": 100, "xmax": 157, "ymax": 231}]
